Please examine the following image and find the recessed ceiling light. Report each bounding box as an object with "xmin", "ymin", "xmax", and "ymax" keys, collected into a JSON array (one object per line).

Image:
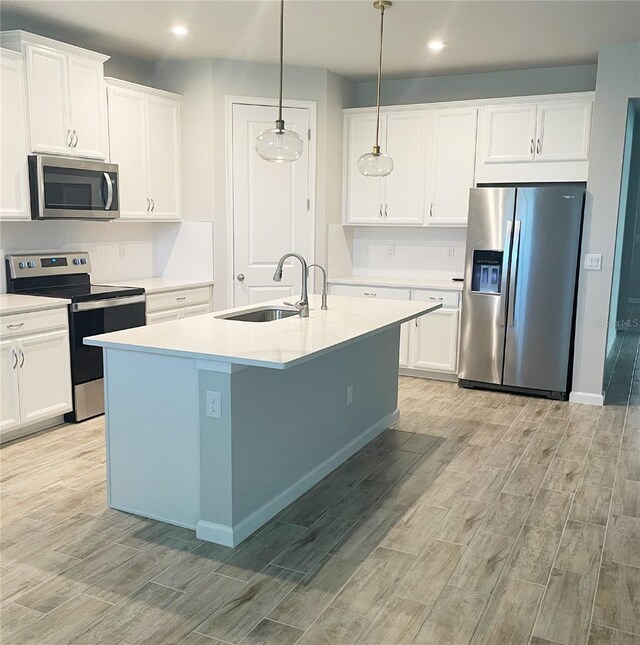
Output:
[
  {"xmin": 170, "ymin": 25, "xmax": 190, "ymax": 36},
  {"xmin": 427, "ymin": 40, "xmax": 446, "ymax": 51}
]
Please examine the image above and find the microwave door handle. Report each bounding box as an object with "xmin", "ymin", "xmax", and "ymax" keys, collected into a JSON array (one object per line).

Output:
[
  {"xmin": 507, "ymin": 220, "xmax": 521, "ymax": 327},
  {"xmin": 103, "ymin": 173, "xmax": 113, "ymax": 210}
]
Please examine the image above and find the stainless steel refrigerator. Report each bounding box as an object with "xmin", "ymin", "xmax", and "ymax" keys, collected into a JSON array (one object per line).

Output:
[{"xmin": 458, "ymin": 185, "xmax": 584, "ymax": 400}]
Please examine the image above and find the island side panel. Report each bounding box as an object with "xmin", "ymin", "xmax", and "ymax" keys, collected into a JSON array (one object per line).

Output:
[
  {"xmin": 103, "ymin": 348, "xmax": 201, "ymax": 528},
  {"xmin": 197, "ymin": 326, "xmax": 400, "ymax": 545}
]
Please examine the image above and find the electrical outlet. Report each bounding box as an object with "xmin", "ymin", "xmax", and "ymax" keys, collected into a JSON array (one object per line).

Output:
[
  {"xmin": 206, "ymin": 391, "xmax": 221, "ymax": 419},
  {"xmin": 584, "ymin": 254, "xmax": 603, "ymax": 271},
  {"xmin": 446, "ymin": 246, "xmax": 455, "ymax": 260},
  {"xmin": 386, "ymin": 245, "xmax": 395, "ymax": 258},
  {"xmin": 346, "ymin": 385, "xmax": 353, "ymax": 406}
]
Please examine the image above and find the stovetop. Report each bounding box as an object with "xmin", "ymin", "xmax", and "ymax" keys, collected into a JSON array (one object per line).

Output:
[{"xmin": 22, "ymin": 283, "xmax": 145, "ymax": 303}]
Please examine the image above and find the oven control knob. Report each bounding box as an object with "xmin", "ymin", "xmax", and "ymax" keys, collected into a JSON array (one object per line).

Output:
[
  {"xmin": 73, "ymin": 258, "xmax": 81, "ymax": 265},
  {"xmin": 18, "ymin": 261, "xmax": 26, "ymax": 269},
  {"xmin": 27, "ymin": 261, "xmax": 36, "ymax": 268},
  {"xmin": 80, "ymin": 258, "xmax": 87, "ymax": 265}
]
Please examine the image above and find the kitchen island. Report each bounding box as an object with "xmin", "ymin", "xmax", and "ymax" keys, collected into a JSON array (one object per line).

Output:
[{"xmin": 86, "ymin": 294, "xmax": 440, "ymax": 546}]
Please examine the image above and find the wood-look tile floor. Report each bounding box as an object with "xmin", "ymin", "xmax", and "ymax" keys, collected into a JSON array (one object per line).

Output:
[{"xmin": 2, "ymin": 368, "xmax": 639, "ymax": 644}]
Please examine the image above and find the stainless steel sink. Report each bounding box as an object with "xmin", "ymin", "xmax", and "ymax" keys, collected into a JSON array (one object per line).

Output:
[{"xmin": 216, "ymin": 306, "xmax": 300, "ymax": 323}]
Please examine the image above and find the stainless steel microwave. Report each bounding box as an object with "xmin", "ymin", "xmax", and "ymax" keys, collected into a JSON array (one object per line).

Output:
[{"xmin": 28, "ymin": 155, "xmax": 120, "ymax": 220}]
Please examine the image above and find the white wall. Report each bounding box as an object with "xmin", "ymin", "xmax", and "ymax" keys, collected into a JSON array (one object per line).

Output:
[
  {"xmin": 355, "ymin": 64, "xmax": 597, "ymax": 107},
  {"xmin": 0, "ymin": 221, "xmax": 214, "ymax": 292},
  {"xmin": 572, "ymin": 42, "xmax": 640, "ymax": 403},
  {"xmin": 348, "ymin": 227, "xmax": 466, "ymax": 281}
]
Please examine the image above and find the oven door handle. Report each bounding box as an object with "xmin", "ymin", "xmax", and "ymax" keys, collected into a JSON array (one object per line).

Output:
[
  {"xmin": 71, "ymin": 294, "xmax": 145, "ymax": 312},
  {"xmin": 103, "ymin": 173, "xmax": 114, "ymax": 211}
]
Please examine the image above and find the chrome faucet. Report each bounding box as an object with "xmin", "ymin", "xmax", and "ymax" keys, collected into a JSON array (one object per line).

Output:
[
  {"xmin": 273, "ymin": 252, "xmax": 309, "ymax": 317},
  {"xmin": 308, "ymin": 264, "xmax": 328, "ymax": 310}
]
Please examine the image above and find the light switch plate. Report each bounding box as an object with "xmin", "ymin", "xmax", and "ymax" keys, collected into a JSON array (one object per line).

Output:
[{"xmin": 584, "ymin": 254, "xmax": 603, "ymax": 271}]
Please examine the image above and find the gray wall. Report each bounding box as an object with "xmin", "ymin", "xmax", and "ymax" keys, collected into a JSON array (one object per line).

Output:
[
  {"xmin": 354, "ymin": 64, "xmax": 597, "ymax": 107},
  {"xmin": 573, "ymin": 42, "xmax": 640, "ymax": 401},
  {"xmin": 151, "ymin": 59, "xmax": 356, "ymax": 310}
]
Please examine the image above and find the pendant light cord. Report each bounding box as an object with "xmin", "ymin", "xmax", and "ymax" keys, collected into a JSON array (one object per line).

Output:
[
  {"xmin": 374, "ymin": 3, "xmax": 385, "ymax": 151},
  {"xmin": 278, "ymin": 0, "xmax": 284, "ymax": 126}
]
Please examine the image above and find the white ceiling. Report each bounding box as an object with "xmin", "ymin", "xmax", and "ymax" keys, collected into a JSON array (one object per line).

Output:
[{"xmin": 2, "ymin": 1, "xmax": 640, "ymax": 80}]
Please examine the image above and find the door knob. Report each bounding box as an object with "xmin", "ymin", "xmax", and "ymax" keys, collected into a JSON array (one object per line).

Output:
[{"xmin": 237, "ymin": 274, "xmax": 245, "ymax": 281}]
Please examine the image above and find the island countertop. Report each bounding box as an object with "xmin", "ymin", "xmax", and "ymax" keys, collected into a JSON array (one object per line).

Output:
[{"xmin": 85, "ymin": 294, "xmax": 440, "ymax": 369}]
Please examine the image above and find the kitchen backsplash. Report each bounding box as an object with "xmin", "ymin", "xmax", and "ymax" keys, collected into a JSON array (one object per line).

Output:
[
  {"xmin": 0, "ymin": 221, "xmax": 214, "ymax": 292},
  {"xmin": 350, "ymin": 226, "xmax": 467, "ymax": 279}
]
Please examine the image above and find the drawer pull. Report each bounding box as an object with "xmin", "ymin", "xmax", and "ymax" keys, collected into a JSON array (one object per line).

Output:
[
  {"xmin": 6, "ymin": 323, "xmax": 24, "ymax": 329},
  {"xmin": 176, "ymin": 296, "xmax": 187, "ymax": 301},
  {"xmin": 363, "ymin": 292, "xmax": 377, "ymax": 297},
  {"xmin": 429, "ymin": 297, "xmax": 443, "ymax": 301}
]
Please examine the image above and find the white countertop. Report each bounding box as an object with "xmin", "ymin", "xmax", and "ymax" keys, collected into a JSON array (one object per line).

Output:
[
  {"xmin": 86, "ymin": 294, "xmax": 440, "ymax": 369},
  {"xmin": 0, "ymin": 294, "xmax": 70, "ymax": 316},
  {"xmin": 103, "ymin": 277, "xmax": 214, "ymax": 295},
  {"xmin": 329, "ymin": 275, "xmax": 464, "ymax": 291}
]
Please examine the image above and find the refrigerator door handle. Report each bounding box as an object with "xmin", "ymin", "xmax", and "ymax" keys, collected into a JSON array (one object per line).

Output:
[
  {"xmin": 507, "ymin": 220, "xmax": 522, "ymax": 327},
  {"xmin": 500, "ymin": 220, "xmax": 513, "ymax": 326}
]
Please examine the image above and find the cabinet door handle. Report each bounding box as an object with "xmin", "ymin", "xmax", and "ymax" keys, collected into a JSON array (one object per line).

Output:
[
  {"xmin": 6, "ymin": 323, "xmax": 24, "ymax": 329},
  {"xmin": 363, "ymin": 292, "xmax": 377, "ymax": 297},
  {"xmin": 415, "ymin": 317, "xmax": 419, "ymax": 327},
  {"xmin": 530, "ymin": 138, "xmax": 534, "ymax": 154},
  {"xmin": 536, "ymin": 138, "xmax": 541, "ymax": 154},
  {"xmin": 146, "ymin": 198, "xmax": 151, "ymax": 212},
  {"xmin": 11, "ymin": 349, "xmax": 18, "ymax": 369},
  {"xmin": 18, "ymin": 349, "xmax": 24, "ymax": 368},
  {"xmin": 430, "ymin": 203, "xmax": 433, "ymax": 218},
  {"xmin": 151, "ymin": 198, "xmax": 155, "ymax": 212},
  {"xmin": 379, "ymin": 204, "xmax": 383, "ymax": 218},
  {"xmin": 66, "ymin": 128, "xmax": 72, "ymax": 147},
  {"xmin": 384, "ymin": 204, "xmax": 388, "ymax": 218},
  {"xmin": 72, "ymin": 130, "xmax": 78, "ymax": 148}
]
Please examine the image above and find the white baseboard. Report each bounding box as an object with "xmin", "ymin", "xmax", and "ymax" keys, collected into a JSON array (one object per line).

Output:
[
  {"xmin": 569, "ymin": 391, "xmax": 604, "ymax": 406},
  {"xmin": 0, "ymin": 415, "xmax": 65, "ymax": 444},
  {"xmin": 399, "ymin": 368, "xmax": 457, "ymax": 382},
  {"xmin": 198, "ymin": 408, "xmax": 399, "ymax": 547}
]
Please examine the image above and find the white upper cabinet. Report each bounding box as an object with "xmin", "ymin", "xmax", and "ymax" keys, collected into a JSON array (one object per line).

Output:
[
  {"xmin": 481, "ymin": 103, "xmax": 537, "ymax": 163},
  {"xmin": 0, "ymin": 49, "xmax": 30, "ymax": 221},
  {"xmin": 343, "ymin": 114, "xmax": 385, "ymax": 224},
  {"xmin": 67, "ymin": 55, "xmax": 108, "ymax": 159},
  {"xmin": 343, "ymin": 111, "xmax": 426, "ymax": 225},
  {"xmin": 383, "ymin": 111, "xmax": 427, "ymax": 225},
  {"xmin": 425, "ymin": 107, "xmax": 478, "ymax": 227},
  {"xmin": 535, "ymin": 101, "xmax": 592, "ymax": 162},
  {"xmin": 106, "ymin": 79, "xmax": 182, "ymax": 221},
  {"xmin": 1, "ymin": 32, "xmax": 109, "ymax": 160},
  {"xmin": 476, "ymin": 94, "xmax": 593, "ymax": 183}
]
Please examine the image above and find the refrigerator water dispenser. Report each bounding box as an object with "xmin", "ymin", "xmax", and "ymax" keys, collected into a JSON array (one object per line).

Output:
[{"xmin": 471, "ymin": 250, "xmax": 503, "ymax": 294}]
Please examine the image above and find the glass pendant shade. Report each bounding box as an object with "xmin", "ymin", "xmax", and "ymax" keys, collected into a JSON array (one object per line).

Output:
[
  {"xmin": 256, "ymin": 120, "xmax": 303, "ymax": 163},
  {"xmin": 358, "ymin": 150, "xmax": 394, "ymax": 177}
]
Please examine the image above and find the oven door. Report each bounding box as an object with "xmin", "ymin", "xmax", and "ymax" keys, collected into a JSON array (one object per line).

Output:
[
  {"xmin": 29, "ymin": 155, "xmax": 120, "ymax": 220},
  {"xmin": 67, "ymin": 295, "xmax": 145, "ymax": 420}
]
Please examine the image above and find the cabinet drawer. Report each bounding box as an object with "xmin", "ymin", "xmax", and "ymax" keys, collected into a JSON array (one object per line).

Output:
[
  {"xmin": 146, "ymin": 287, "xmax": 211, "ymax": 313},
  {"xmin": 0, "ymin": 308, "xmax": 68, "ymax": 339},
  {"xmin": 181, "ymin": 303, "xmax": 211, "ymax": 319},
  {"xmin": 328, "ymin": 284, "xmax": 411, "ymax": 301},
  {"xmin": 410, "ymin": 289, "xmax": 460, "ymax": 309}
]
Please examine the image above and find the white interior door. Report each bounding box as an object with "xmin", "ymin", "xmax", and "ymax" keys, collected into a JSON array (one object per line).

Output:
[{"xmin": 232, "ymin": 103, "xmax": 311, "ymax": 307}]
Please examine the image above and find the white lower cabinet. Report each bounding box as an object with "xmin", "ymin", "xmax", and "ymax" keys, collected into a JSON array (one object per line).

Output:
[
  {"xmin": 145, "ymin": 286, "xmax": 213, "ymax": 325},
  {"xmin": 328, "ymin": 282, "xmax": 461, "ymax": 377},
  {"xmin": 0, "ymin": 308, "xmax": 72, "ymax": 440}
]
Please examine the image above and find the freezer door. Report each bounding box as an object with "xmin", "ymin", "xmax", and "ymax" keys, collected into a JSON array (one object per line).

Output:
[
  {"xmin": 459, "ymin": 188, "xmax": 515, "ymax": 384},
  {"xmin": 503, "ymin": 186, "xmax": 584, "ymax": 393}
]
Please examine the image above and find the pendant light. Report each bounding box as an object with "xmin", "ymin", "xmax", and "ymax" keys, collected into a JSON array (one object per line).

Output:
[
  {"xmin": 358, "ymin": 0, "xmax": 393, "ymax": 177},
  {"xmin": 255, "ymin": 0, "xmax": 303, "ymax": 162}
]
